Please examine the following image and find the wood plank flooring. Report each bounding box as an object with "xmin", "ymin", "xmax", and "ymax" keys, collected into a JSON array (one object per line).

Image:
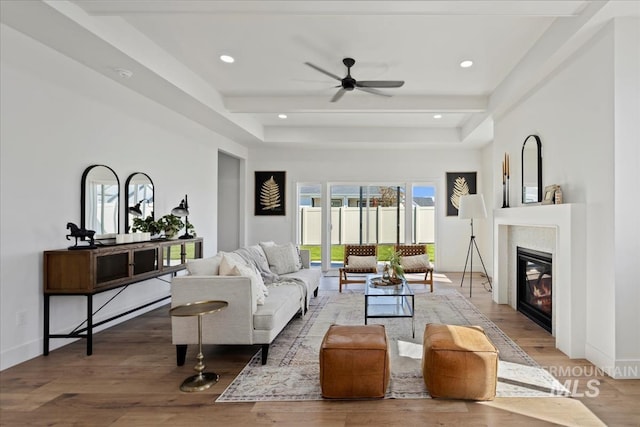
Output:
[{"xmin": 1, "ymin": 273, "xmax": 638, "ymax": 426}]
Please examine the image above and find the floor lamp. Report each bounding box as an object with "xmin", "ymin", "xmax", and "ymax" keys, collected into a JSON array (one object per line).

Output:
[{"xmin": 458, "ymin": 194, "xmax": 492, "ymax": 297}]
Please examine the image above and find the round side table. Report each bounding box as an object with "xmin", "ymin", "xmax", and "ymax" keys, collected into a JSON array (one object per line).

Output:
[{"xmin": 170, "ymin": 300, "xmax": 228, "ymax": 392}]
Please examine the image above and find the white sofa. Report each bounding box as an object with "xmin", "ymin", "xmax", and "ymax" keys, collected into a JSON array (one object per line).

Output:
[{"xmin": 171, "ymin": 243, "xmax": 321, "ymax": 365}]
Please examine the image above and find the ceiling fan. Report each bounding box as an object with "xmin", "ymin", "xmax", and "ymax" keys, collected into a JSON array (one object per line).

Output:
[{"xmin": 305, "ymin": 57, "xmax": 404, "ymax": 102}]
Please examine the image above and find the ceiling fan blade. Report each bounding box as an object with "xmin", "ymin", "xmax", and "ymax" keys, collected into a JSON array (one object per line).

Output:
[
  {"xmin": 330, "ymin": 88, "xmax": 347, "ymax": 102},
  {"xmin": 355, "ymin": 86, "xmax": 391, "ymax": 97},
  {"xmin": 357, "ymin": 80, "xmax": 405, "ymax": 88},
  {"xmin": 305, "ymin": 62, "xmax": 342, "ymax": 81}
]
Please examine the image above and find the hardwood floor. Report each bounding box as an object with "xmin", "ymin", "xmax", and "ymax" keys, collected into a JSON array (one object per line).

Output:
[{"xmin": 2, "ymin": 272, "xmax": 638, "ymax": 426}]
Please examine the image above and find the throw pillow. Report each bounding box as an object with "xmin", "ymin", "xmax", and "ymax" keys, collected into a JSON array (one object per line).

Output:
[
  {"xmin": 186, "ymin": 253, "xmax": 223, "ymax": 276},
  {"xmin": 401, "ymin": 254, "xmax": 431, "ymax": 269},
  {"xmin": 235, "ymin": 262, "xmax": 266, "ymax": 305},
  {"xmin": 247, "ymin": 244, "xmax": 280, "ymax": 284},
  {"xmin": 252, "ymin": 265, "xmax": 269, "ymax": 297},
  {"xmin": 219, "ymin": 255, "xmax": 265, "ymax": 305},
  {"xmin": 260, "ymin": 242, "xmax": 302, "ymax": 275},
  {"xmin": 347, "ymin": 255, "xmax": 377, "ymax": 269},
  {"xmin": 219, "ymin": 255, "xmax": 241, "ymax": 276}
]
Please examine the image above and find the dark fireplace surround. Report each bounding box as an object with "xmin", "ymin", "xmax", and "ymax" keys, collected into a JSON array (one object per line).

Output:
[{"xmin": 517, "ymin": 247, "xmax": 552, "ymax": 332}]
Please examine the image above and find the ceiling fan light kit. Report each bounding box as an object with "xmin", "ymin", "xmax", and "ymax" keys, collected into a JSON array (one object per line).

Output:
[{"xmin": 305, "ymin": 57, "xmax": 404, "ymax": 102}]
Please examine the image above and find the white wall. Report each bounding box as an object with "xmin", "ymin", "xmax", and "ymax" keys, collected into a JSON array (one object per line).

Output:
[
  {"xmin": 613, "ymin": 18, "xmax": 640, "ymax": 369},
  {"xmin": 246, "ymin": 147, "xmax": 487, "ymax": 272},
  {"xmin": 0, "ymin": 25, "xmax": 247, "ymax": 370},
  {"xmin": 492, "ymin": 19, "xmax": 640, "ymax": 375}
]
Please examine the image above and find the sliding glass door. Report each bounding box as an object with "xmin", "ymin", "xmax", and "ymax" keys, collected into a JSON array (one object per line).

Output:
[
  {"xmin": 297, "ymin": 182, "xmax": 434, "ymax": 270},
  {"xmin": 329, "ymin": 184, "xmax": 405, "ymax": 268}
]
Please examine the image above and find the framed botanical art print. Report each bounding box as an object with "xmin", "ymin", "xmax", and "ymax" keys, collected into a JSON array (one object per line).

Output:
[
  {"xmin": 255, "ymin": 171, "xmax": 286, "ymax": 216},
  {"xmin": 446, "ymin": 172, "xmax": 477, "ymax": 216}
]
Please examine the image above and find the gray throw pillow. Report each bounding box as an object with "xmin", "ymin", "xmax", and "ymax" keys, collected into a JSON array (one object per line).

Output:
[{"xmin": 260, "ymin": 242, "xmax": 301, "ymax": 275}]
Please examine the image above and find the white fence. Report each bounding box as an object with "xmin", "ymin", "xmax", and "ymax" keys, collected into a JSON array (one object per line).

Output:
[{"xmin": 299, "ymin": 206, "xmax": 435, "ymax": 245}]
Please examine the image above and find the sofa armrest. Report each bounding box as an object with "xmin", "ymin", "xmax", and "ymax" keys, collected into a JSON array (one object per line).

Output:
[
  {"xmin": 171, "ymin": 275, "xmax": 257, "ymax": 345},
  {"xmin": 300, "ymin": 249, "xmax": 311, "ymax": 269}
]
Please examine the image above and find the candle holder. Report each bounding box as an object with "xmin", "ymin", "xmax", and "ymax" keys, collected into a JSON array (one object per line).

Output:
[
  {"xmin": 502, "ymin": 153, "xmax": 510, "ymax": 208},
  {"xmin": 506, "ymin": 175, "xmax": 510, "ymax": 208},
  {"xmin": 502, "ymin": 182, "xmax": 507, "ymax": 208}
]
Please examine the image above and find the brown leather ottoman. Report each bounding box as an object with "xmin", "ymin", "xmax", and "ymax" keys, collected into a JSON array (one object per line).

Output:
[
  {"xmin": 422, "ymin": 323, "xmax": 498, "ymax": 401},
  {"xmin": 319, "ymin": 324, "xmax": 390, "ymax": 399}
]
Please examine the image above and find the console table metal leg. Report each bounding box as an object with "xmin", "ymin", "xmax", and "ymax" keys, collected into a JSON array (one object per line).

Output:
[
  {"xmin": 87, "ymin": 295, "xmax": 93, "ymax": 356},
  {"xmin": 43, "ymin": 294, "xmax": 50, "ymax": 355}
]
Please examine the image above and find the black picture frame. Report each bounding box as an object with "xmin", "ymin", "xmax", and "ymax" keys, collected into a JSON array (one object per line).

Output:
[
  {"xmin": 446, "ymin": 172, "xmax": 477, "ymax": 216},
  {"xmin": 255, "ymin": 171, "xmax": 286, "ymax": 216}
]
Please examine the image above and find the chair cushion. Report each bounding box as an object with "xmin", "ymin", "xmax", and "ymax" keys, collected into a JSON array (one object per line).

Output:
[
  {"xmin": 401, "ymin": 254, "xmax": 431, "ymax": 270},
  {"xmin": 347, "ymin": 255, "xmax": 377, "ymax": 269}
]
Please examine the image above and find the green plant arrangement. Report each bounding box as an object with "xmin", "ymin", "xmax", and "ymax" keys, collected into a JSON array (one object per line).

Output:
[
  {"xmin": 156, "ymin": 214, "xmax": 184, "ymax": 239},
  {"xmin": 131, "ymin": 216, "xmax": 162, "ymax": 235},
  {"xmin": 388, "ymin": 250, "xmax": 405, "ymax": 280},
  {"xmin": 131, "ymin": 214, "xmax": 185, "ymax": 239}
]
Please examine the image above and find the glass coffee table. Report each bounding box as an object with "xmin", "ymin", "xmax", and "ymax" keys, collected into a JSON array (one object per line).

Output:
[{"xmin": 364, "ymin": 275, "xmax": 415, "ymax": 338}]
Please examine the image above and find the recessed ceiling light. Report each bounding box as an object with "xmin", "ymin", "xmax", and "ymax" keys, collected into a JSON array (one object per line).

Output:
[
  {"xmin": 460, "ymin": 60, "xmax": 473, "ymax": 68},
  {"xmin": 114, "ymin": 68, "xmax": 133, "ymax": 79},
  {"xmin": 278, "ymin": 114, "xmax": 288, "ymax": 119},
  {"xmin": 433, "ymin": 114, "xmax": 442, "ymax": 119},
  {"xmin": 220, "ymin": 55, "xmax": 235, "ymax": 64}
]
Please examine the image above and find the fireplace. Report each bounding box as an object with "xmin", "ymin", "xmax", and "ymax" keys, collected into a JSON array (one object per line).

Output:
[{"xmin": 517, "ymin": 247, "xmax": 552, "ymax": 332}]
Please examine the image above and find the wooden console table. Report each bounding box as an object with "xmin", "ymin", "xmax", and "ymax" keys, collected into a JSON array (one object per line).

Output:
[{"xmin": 43, "ymin": 237, "xmax": 203, "ymax": 356}]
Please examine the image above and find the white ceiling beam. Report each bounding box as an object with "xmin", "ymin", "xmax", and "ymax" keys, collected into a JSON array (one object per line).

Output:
[
  {"xmin": 78, "ymin": 1, "xmax": 587, "ymax": 17},
  {"xmin": 264, "ymin": 126, "xmax": 460, "ymax": 145},
  {"xmin": 225, "ymin": 95, "xmax": 487, "ymax": 114}
]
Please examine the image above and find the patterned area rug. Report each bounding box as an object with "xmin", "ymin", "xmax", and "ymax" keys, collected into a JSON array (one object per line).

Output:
[{"xmin": 217, "ymin": 287, "xmax": 569, "ymax": 402}]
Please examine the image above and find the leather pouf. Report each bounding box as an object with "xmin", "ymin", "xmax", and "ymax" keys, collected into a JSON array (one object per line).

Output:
[
  {"xmin": 422, "ymin": 323, "xmax": 498, "ymax": 401},
  {"xmin": 319, "ymin": 324, "xmax": 390, "ymax": 399}
]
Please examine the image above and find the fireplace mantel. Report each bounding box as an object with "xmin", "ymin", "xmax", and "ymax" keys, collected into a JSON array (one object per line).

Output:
[{"xmin": 493, "ymin": 204, "xmax": 586, "ymax": 358}]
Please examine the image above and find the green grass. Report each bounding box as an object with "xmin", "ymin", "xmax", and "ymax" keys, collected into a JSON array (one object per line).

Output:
[
  {"xmin": 168, "ymin": 242, "xmax": 197, "ymax": 260},
  {"xmin": 299, "ymin": 243, "xmax": 435, "ymax": 263}
]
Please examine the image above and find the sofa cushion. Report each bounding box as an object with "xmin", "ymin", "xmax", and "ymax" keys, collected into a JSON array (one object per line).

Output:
[
  {"xmin": 186, "ymin": 253, "xmax": 223, "ymax": 275},
  {"xmin": 281, "ymin": 267, "xmax": 321, "ymax": 296},
  {"xmin": 347, "ymin": 255, "xmax": 377, "ymax": 269},
  {"xmin": 260, "ymin": 242, "xmax": 302, "ymax": 275},
  {"xmin": 253, "ymin": 284, "xmax": 301, "ymax": 330},
  {"xmin": 401, "ymin": 254, "xmax": 432, "ymax": 270}
]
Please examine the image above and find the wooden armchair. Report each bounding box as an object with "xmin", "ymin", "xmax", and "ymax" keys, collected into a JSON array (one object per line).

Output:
[
  {"xmin": 339, "ymin": 244, "xmax": 378, "ymax": 292},
  {"xmin": 394, "ymin": 244, "xmax": 434, "ymax": 292}
]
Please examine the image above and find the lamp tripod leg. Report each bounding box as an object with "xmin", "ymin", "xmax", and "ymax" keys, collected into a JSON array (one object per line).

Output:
[
  {"xmin": 460, "ymin": 236, "xmax": 474, "ymax": 289},
  {"xmin": 471, "ymin": 238, "xmax": 492, "ymax": 291}
]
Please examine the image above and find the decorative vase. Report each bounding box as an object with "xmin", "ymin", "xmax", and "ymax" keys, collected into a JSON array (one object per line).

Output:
[
  {"xmin": 382, "ymin": 264, "xmax": 391, "ymax": 281},
  {"xmin": 165, "ymin": 231, "xmax": 179, "ymax": 240}
]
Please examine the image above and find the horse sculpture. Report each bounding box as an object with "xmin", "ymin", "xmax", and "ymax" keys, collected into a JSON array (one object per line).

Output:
[{"xmin": 66, "ymin": 222, "xmax": 97, "ymax": 249}]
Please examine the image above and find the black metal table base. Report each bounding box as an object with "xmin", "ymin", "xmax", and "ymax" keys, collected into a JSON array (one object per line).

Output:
[{"xmin": 43, "ymin": 293, "xmax": 170, "ymax": 356}]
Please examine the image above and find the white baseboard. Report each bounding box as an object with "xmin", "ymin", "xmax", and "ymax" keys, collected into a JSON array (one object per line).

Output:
[
  {"xmin": 613, "ymin": 359, "xmax": 640, "ymax": 379},
  {"xmin": 1, "ymin": 297, "xmax": 170, "ymax": 371}
]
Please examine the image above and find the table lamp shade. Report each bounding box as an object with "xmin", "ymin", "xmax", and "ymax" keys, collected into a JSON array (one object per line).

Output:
[{"xmin": 458, "ymin": 194, "xmax": 487, "ymax": 219}]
